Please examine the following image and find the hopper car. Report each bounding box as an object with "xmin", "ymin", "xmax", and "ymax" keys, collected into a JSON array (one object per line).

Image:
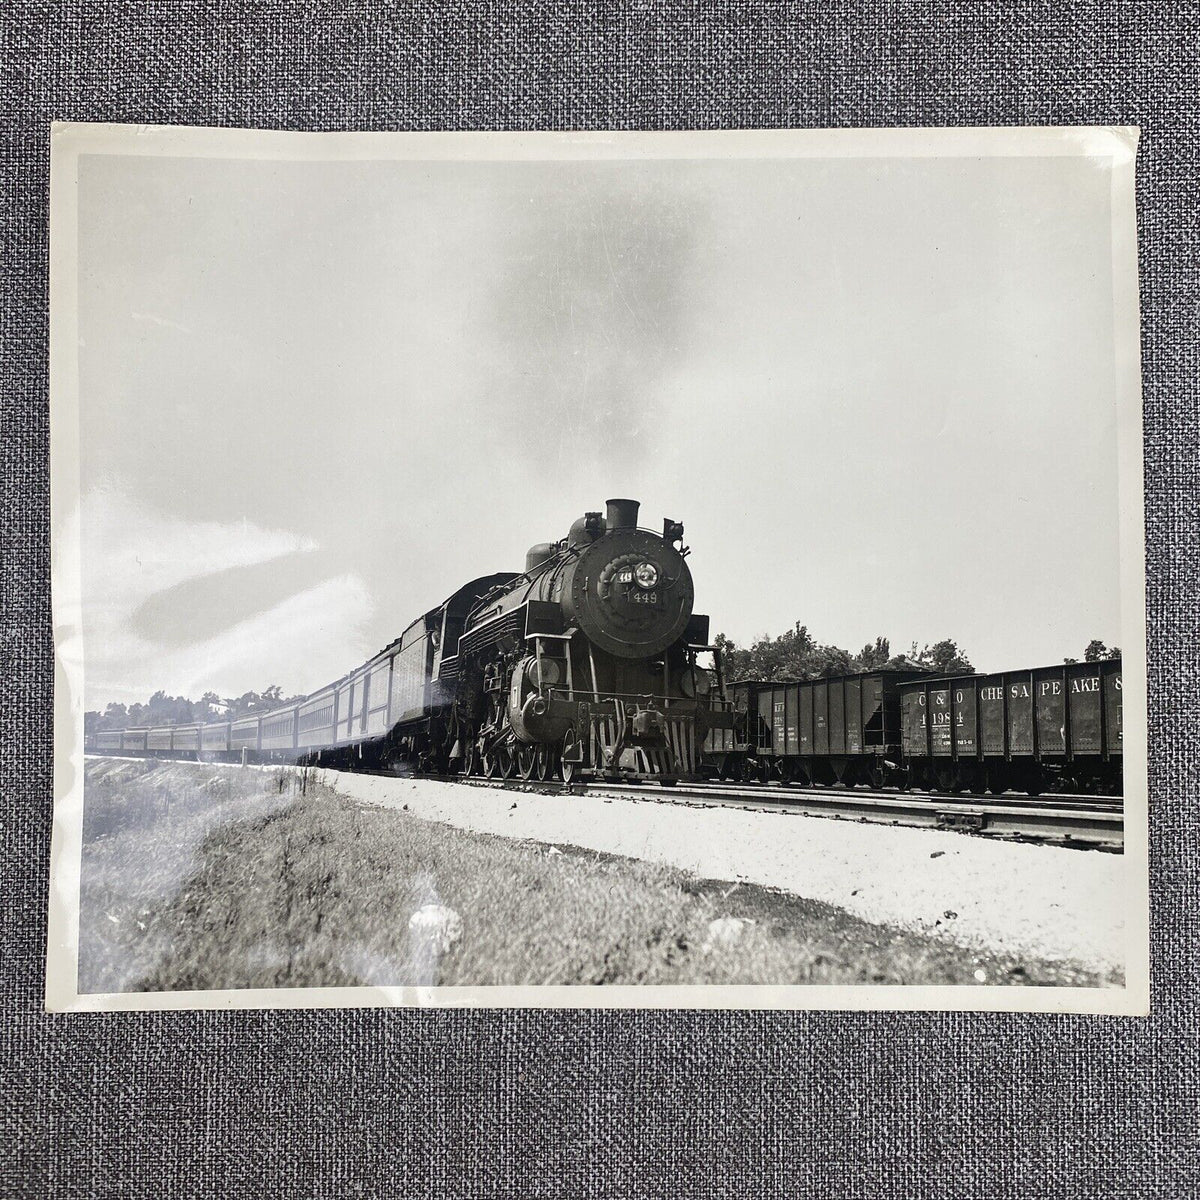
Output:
[{"xmin": 711, "ymin": 659, "xmax": 1123, "ymax": 795}]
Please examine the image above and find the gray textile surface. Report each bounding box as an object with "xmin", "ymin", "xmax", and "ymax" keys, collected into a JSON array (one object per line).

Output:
[{"xmin": 2, "ymin": 3, "xmax": 1197, "ymax": 1196}]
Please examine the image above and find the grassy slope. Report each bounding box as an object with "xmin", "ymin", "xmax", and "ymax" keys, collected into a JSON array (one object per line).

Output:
[{"xmin": 79, "ymin": 760, "xmax": 1118, "ymax": 993}]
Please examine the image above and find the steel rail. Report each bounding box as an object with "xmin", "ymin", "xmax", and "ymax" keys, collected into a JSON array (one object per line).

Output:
[
  {"xmin": 674, "ymin": 779, "xmax": 1124, "ymax": 812},
  {"xmin": 83, "ymin": 753, "xmax": 1124, "ymax": 850},
  {"xmin": 431, "ymin": 773, "xmax": 1124, "ymax": 850}
]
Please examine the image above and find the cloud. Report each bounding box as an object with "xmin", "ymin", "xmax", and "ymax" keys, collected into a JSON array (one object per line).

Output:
[
  {"xmin": 82, "ymin": 488, "xmax": 372, "ymax": 707},
  {"xmin": 83, "ymin": 486, "xmax": 317, "ymax": 609},
  {"xmin": 479, "ymin": 172, "xmax": 706, "ymax": 472}
]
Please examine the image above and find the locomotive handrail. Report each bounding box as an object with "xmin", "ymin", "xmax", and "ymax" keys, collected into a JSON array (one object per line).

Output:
[
  {"xmin": 465, "ymin": 545, "xmax": 582, "ymax": 627},
  {"xmin": 541, "ymin": 687, "xmax": 731, "ymax": 709}
]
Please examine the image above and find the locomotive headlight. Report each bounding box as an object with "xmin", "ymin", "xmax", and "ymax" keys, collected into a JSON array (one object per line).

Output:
[
  {"xmin": 634, "ymin": 561, "xmax": 660, "ymax": 589},
  {"xmin": 527, "ymin": 657, "xmax": 562, "ymax": 687}
]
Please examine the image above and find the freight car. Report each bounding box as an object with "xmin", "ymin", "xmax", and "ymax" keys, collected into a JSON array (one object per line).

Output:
[
  {"xmin": 898, "ymin": 659, "xmax": 1123, "ymax": 795},
  {"xmin": 88, "ymin": 500, "xmax": 733, "ymax": 785},
  {"xmin": 713, "ymin": 658, "xmax": 1123, "ymax": 795},
  {"xmin": 708, "ymin": 669, "xmax": 926, "ymax": 786}
]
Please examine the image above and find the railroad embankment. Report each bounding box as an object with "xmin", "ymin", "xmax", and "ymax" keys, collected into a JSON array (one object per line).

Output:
[
  {"xmin": 78, "ymin": 758, "xmax": 1124, "ymax": 993},
  {"xmin": 323, "ymin": 769, "xmax": 1128, "ymax": 980}
]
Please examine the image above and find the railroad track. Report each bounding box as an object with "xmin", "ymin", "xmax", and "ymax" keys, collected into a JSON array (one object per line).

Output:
[
  {"xmin": 86, "ymin": 754, "xmax": 1124, "ymax": 851},
  {"xmin": 387, "ymin": 771, "xmax": 1125, "ymax": 851}
]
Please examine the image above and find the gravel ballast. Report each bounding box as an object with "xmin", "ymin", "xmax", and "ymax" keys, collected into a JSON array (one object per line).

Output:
[{"xmin": 314, "ymin": 771, "xmax": 1127, "ymax": 974}]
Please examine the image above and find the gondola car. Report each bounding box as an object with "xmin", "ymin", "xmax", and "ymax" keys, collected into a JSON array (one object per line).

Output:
[
  {"xmin": 898, "ymin": 659, "xmax": 1122, "ymax": 794},
  {"xmin": 712, "ymin": 669, "xmax": 926, "ymax": 786}
]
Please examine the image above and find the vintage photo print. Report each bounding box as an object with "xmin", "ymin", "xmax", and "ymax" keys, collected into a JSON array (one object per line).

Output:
[{"xmin": 47, "ymin": 125, "xmax": 1147, "ymax": 1013}]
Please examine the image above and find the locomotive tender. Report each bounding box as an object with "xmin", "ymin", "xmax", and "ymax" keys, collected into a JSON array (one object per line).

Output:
[{"xmin": 91, "ymin": 499, "xmax": 733, "ymax": 785}]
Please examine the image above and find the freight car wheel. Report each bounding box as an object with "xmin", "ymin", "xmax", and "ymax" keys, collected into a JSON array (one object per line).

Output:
[{"xmin": 723, "ymin": 755, "xmax": 744, "ymax": 783}]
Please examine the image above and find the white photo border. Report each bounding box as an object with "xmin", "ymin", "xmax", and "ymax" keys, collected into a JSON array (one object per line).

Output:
[{"xmin": 46, "ymin": 123, "xmax": 1149, "ymax": 1015}]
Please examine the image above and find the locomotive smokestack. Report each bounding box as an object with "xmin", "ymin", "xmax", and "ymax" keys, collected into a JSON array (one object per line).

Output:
[{"xmin": 605, "ymin": 498, "xmax": 640, "ymax": 531}]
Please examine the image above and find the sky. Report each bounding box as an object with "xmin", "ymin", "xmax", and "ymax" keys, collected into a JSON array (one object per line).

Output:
[{"xmin": 75, "ymin": 148, "xmax": 1122, "ymax": 710}]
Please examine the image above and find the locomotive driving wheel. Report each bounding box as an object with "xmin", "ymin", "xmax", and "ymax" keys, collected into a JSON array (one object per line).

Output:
[
  {"xmin": 496, "ymin": 742, "xmax": 516, "ymax": 780},
  {"xmin": 560, "ymin": 729, "xmax": 579, "ymax": 784},
  {"xmin": 517, "ymin": 745, "xmax": 536, "ymax": 781},
  {"xmin": 535, "ymin": 744, "xmax": 556, "ymax": 781}
]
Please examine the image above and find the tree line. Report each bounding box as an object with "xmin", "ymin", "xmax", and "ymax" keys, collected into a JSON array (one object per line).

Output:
[
  {"xmin": 712, "ymin": 625, "xmax": 1121, "ymax": 684},
  {"xmin": 713, "ymin": 625, "xmax": 973, "ymax": 684},
  {"xmin": 85, "ymin": 686, "xmax": 304, "ymax": 734}
]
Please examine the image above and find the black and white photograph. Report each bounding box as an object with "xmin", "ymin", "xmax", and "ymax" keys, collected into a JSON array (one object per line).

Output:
[{"xmin": 47, "ymin": 124, "xmax": 1147, "ymax": 1013}]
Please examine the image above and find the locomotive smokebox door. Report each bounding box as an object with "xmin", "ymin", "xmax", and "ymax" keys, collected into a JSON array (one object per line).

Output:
[{"xmin": 563, "ymin": 521, "xmax": 695, "ymax": 659}]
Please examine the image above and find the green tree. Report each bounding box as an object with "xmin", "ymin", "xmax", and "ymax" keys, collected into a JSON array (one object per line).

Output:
[
  {"xmin": 1083, "ymin": 639, "xmax": 1122, "ymax": 663},
  {"xmin": 714, "ymin": 624, "xmax": 971, "ymax": 683},
  {"xmin": 857, "ymin": 637, "xmax": 891, "ymax": 670},
  {"xmin": 193, "ymin": 691, "xmax": 225, "ymax": 722},
  {"xmin": 921, "ymin": 639, "xmax": 973, "ymax": 675}
]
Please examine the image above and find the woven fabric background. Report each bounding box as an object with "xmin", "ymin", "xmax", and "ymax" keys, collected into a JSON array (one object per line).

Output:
[{"xmin": 2, "ymin": 4, "xmax": 1197, "ymax": 1196}]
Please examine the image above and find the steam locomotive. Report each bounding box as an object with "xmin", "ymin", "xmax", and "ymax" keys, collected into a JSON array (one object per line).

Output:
[{"xmin": 90, "ymin": 499, "xmax": 733, "ymax": 785}]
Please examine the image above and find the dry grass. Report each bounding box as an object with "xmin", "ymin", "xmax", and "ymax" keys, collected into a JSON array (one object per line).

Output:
[{"xmin": 80, "ymin": 759, "xmax": 1118, "ymax": 993}]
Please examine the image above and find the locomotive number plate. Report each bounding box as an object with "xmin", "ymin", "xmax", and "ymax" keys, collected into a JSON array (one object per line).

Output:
[{"xmin": 631, "ymin": 590, "xmax": 659, "ymax": 605}]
